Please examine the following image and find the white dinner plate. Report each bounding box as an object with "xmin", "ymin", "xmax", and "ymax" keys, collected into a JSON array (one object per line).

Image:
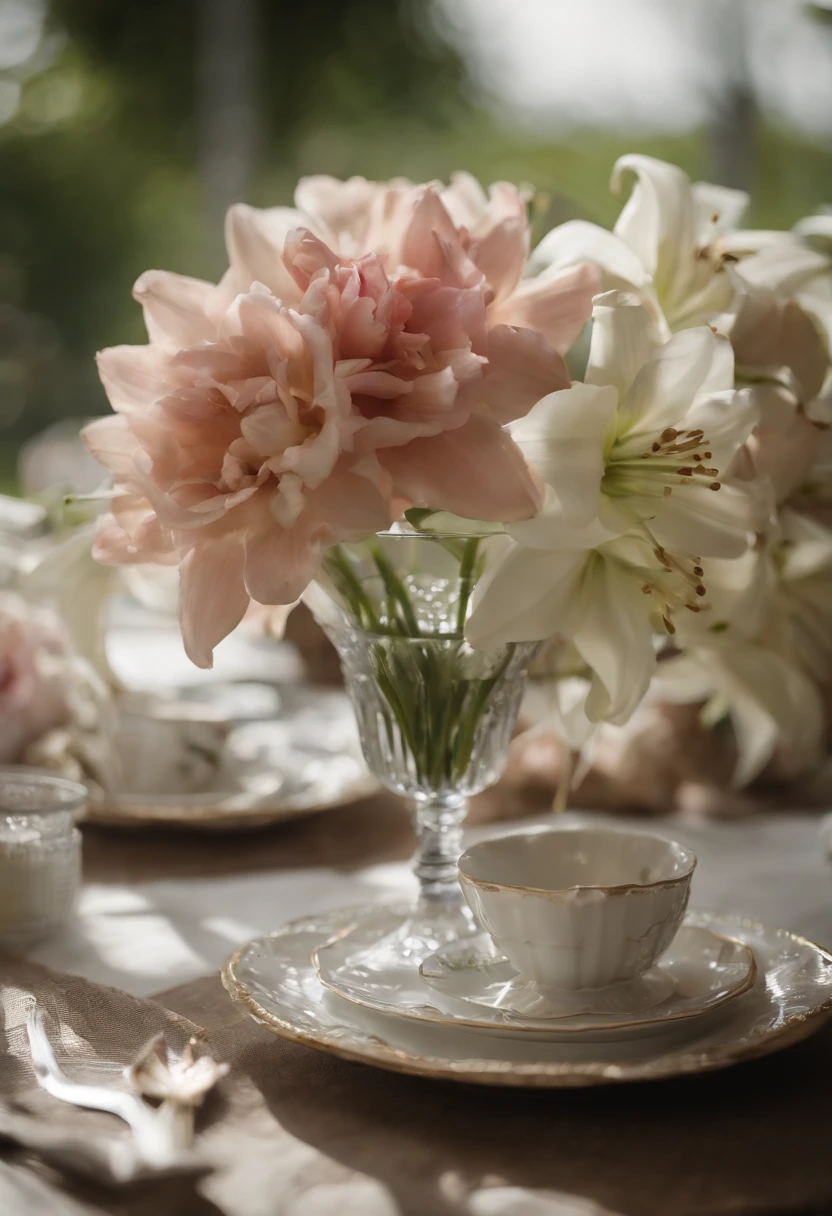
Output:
[{"xmin": 222, "ymin": 904, "xmax": 832, "ymax": 1086}]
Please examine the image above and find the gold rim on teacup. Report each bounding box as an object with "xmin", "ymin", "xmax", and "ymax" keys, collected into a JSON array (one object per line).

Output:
[
  {"xmin": 458, "ymin": 827, "xmax": 697, "ymax": 898},
  {"xmin": 458, "ymin": 827, "xmax": 698, "ymax": 993}
]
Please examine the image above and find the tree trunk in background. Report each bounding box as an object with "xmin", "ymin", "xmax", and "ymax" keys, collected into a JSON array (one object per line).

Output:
[
  {"xmin": 707, "ymin": 85, "xmax": 756, "ymax": 193},
  {"xmin": 196, "ymin": 0, "xmax": 259, "ymax": 273},
  {"xmin": 703, "ymin": 0, "xmax": 755, "ymax": 193}
]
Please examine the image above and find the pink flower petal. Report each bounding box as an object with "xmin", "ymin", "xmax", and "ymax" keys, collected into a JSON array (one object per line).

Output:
[
  {"xmin": 283, "ymin": 228, "xmax": 340, "ymax": 292},
  {"xmin": 179, "ymin": 535, "xmax": 250, "ymax": 668},
  {"xmin": 380, "ymin": 412, "xmax": 542, "ymax": 522},
  {"xmin": 343, "ymin": 370, "xmax": 413, "ymax": 399},
  {"xmin": 294, "ymin": 174, "xmax": 387, "ymax": 250},
  {"xmin": 96, "ymin": 345, "xmax": 171, "ymax": 412},
  {"xmin": 81, "ymin": 416, "xmax": 141, "ymax": 478},
  {"xmin": 132, "ymin": 270, "xmax": 218, "ymax": 349},
  {"xmin": 240, "ymin": 403, "xmax": 306, "ymax": 457},
  {"xmin": 406, "ymin": 284, "xmax": 487, "ymax": 352},
  {"xmin": 243, "ymin": 520, "xmax": 325, "ymax": 606},
  {"xmin": 338, "ymin": 295, "xmax": 392, "ymax": 360},
  {"xmin": 490, "ymin": 262, "xmax": 598, "ymax": 354},
  {"xmin": 224, "ymin": 203, "xmax": 305, "ymax": 300},
  {"xmin": 92, "ymin": 499, "xmax": 177, "ymax": 565},
  {"xmin": 399, "ymin": 189, "xmax": 480, "ymax": 286},
  {"xmin": 473, "ymin": 217, "xmax": 528, "ymax": 303},
  {"xmin": 480, "ymin": 325, "xmax": 570, "ymax": 424},
  {"xmin": 304, "ymin": 464, "xmax": 393, "ymax": 539}
]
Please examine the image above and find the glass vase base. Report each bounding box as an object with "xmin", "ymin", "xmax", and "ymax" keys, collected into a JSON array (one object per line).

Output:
[{"xmin": 338, "ymin": 897, "xmax": 478, "ymax": 976}]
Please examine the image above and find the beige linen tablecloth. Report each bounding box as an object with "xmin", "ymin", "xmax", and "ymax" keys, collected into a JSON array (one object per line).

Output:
[
  {"xmin": 4, "ymin": 794, "xmax": 832, "ymax": 1215},
  {"xmin": 2, "ymin": 947, "xmax": 831, "ymax": 1216},
  {"xmin": 26, "ymin": 793, "xmax": 832, "ymax": 997}
]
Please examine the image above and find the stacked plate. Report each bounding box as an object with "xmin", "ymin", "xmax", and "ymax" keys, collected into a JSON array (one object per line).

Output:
[{"xmin": 223, "ymin": 902, "xmax": 832, "ymax": 1087}]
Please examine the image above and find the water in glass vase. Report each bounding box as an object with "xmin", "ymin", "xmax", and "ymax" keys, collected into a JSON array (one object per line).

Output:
[{"xmin": 311, "ymin": 530, "xmax": 538, "ymax": 968}]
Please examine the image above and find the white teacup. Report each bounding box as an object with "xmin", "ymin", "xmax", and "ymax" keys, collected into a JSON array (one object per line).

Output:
[{"xmin": 458, "ymin": 827, "xmax": 696, "ymax": 992}]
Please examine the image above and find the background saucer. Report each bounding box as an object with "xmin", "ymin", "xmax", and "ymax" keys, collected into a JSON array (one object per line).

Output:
[{"xmin": 87, "ymin": 686, "xmax": 379, "ymax": 830}]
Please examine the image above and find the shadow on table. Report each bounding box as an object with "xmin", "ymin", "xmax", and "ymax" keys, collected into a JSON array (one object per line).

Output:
[
  {"xmin": 161, "ymin": 976, "xmax": 832, "ymax": 1216},
  {"xmin": 81, "ymin": 780, "xmax": 554, "ymax": 885},
  {"xmin": 81, "ymin": 793, "xmax": 412, "ymax": 884},
  {"xmin": 254, "ymin": 1030, "xmax": 832, "ymax": 1216}
]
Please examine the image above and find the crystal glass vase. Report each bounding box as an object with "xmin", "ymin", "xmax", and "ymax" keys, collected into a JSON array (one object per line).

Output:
[{"xmin": 312, "ymin": 531, "xmax": 538, "ymax": 964}]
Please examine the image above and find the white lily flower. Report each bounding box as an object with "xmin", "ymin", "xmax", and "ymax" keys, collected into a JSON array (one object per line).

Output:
[
  {"xmin": 509, "ymin": 293, "xmax": 760, "ymax": 561},
  {"xmin": 657, "ymin": 505, "xmax": 832, "ymax": 787},
  {"xmin": 677, "ymin": 507, "xmax": 832, "ymax": 676},
  {"xmin": 527, "ymin": 155, "xmax": 747, "ymax": 335},
  {"xmin": 467, "ymin": 524, "xmax": 703, "ymax": 726},
  {"xmin": 654, "ymin": 638, "xmax": 824, "ymax": 788},
  {"xmin": 774, "ymin": 507, "xmax": 832, "ymax": 678},
  {"xmin": 522, "ymin": 673, "xmax": 598, "ymax": 752},
  {"xmin": 722, "ymin": 219, "xmax": 832, "ymax": 353}
]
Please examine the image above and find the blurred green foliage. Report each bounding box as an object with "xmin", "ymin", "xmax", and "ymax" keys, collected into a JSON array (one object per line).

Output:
[{"xmin": 0, "ymin": 0, "xmax": 830, "ymax": 485}]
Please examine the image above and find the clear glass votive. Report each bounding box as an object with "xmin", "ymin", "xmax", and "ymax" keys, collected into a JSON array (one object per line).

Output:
[{"xmin": 0, "ymin": 766, "xmax": 87, "ymax": 947}]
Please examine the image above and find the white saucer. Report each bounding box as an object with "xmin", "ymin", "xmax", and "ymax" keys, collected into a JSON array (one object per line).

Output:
[
  {"xmin": 314, "ymin": 912, "xmax": 755, "ymax": 1040},
  {"xmin": 419, "ymin": 925, "xmax": 756, "ymax": 1031},
  {"xmin": 223, "ymin": 905, "xmax": 832, "ymax": 1087},
  {"xmin": 87, "ymin": 686, "xmax": 379, "ymax": 830}
]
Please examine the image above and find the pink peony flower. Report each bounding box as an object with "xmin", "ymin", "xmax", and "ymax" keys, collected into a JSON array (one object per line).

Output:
[
  {"xmin": 85, "ymin": 197, "xmax": 569, "ymax": 667},
  {"xmin": 0, "ymin": 594, "xmax": 73, "ymax": 763},
  {"xmin": 225, "ymin": 172, "xmax": 597, "ymax": 355}
]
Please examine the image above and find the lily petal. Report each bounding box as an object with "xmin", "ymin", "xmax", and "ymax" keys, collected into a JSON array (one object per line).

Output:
[
  {"xmin": 611, "ymin": 154, "xmax": 695, "ymax": 284},
  {"xmin": 682, "ymin": 387, "xmax": 758, "ymax": 470},
  {"xmin": 467, "ymin": 543, "xmax": 584, "ymax": 649},
  {"xmin": 691, "ymin": 182, "xmax": 749, "ymax": 241},
  {"xmin": 508, "ymin": 485, "xmax": 623, "ymax": 550},
  {"xmin": 573, "ymin": 552, "xmax": 656, "ymax": 725},
  {"xmin": 647, "ymin": 479, "xmax": 756, "ymax": 558},
  {"xmin": 526, "ymin": 219, "xmax": 650, "ymax": 290},
  {"xmin": 585, "ymin": 292, "xmax": 661, "ymax": 397},
  {"xmin": 618, "ymin": 326, "xmax": 717, "ymax": 437},
  {"xmin": 511, "ymin": 383, "xmax": 617, "ymax": 526}
]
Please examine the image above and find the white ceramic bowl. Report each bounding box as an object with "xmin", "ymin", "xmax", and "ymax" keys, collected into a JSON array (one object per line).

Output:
[{"xmin": 458, "ymin": 827, "xmax": 696, "ymax": 992}]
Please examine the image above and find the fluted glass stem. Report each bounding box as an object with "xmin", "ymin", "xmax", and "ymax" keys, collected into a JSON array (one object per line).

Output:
[{"xmin": 412, "ymin": 793, "xmax": 467, "ymax": 904}]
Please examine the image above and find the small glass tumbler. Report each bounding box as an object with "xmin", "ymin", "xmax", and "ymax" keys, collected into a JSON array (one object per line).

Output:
[{"xmin": 0, "ymin": 767, "xmax": 87, "ymax": 947}]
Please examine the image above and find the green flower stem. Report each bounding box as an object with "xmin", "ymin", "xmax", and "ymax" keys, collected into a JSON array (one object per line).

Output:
[
  {"xmin": 455, "ymin": 536, "xmax": 480, "ymax": 635},
  {"xmin": 326, "ymin": 536, "xmax": 512, "ymax": 787},
  {"xmin": 370, "ymin": 544, "xmax": 421, "ymax": 635},
  {"xmin": 324, "ymin": 547, "xmax": 381, "ymax": 632}
]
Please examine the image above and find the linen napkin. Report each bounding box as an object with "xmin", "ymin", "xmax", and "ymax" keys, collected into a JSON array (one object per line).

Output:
[
  {"xmin": 0, "ymin": 952, "xmax": 626, "ymax": 1216},
  {"xmin": 0, "ymin": 952, "xmax": 219, "ymax": 1214}
]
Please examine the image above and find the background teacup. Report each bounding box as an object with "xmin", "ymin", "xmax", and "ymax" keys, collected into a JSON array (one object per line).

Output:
[
  {"xmin": 114, "ymin": 696, "xmax": 230, "ymax": 797},
  {"xmin": 458, "ymin": 827, "xmax": 696, "ymax": 991}
]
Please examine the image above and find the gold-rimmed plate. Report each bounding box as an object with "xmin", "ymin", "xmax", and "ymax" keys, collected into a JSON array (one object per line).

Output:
[
  {"xmin": 222, "ymin": 906, "xmax": 832, "ymax": 1087},
  {"xmin": 328, "ymin": 920, "xmax": 754, "ymax": 1042},
  {"xmin": 313, "ymin": 913, "xmax": 756, "ymax": 1041}
]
